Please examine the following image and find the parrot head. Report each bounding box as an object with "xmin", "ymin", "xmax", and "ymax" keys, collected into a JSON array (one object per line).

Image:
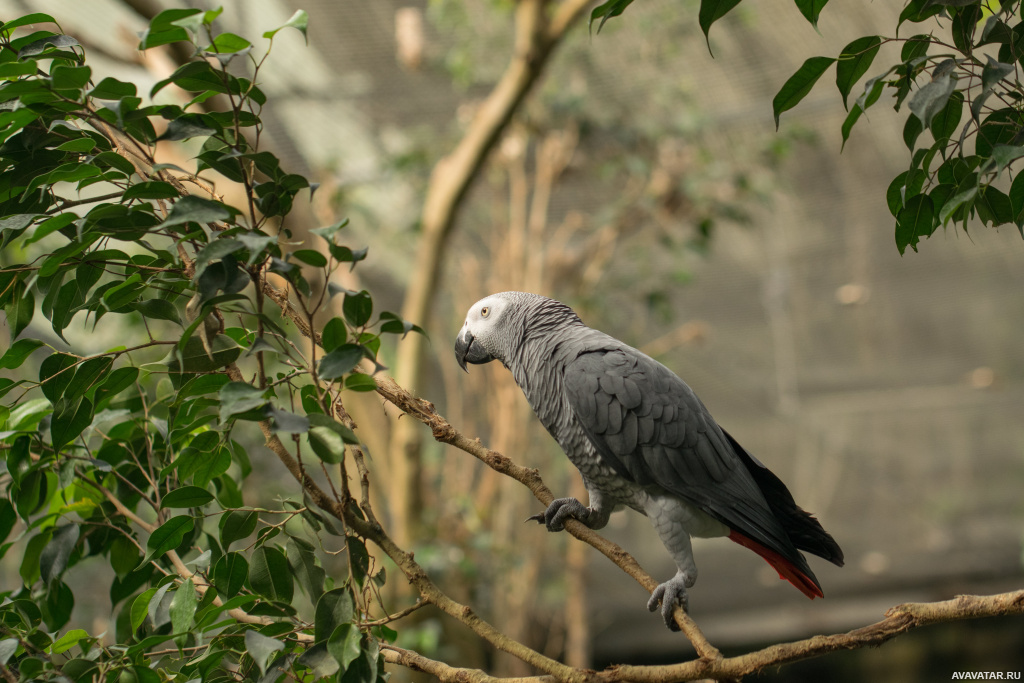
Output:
[{"xmin": 454, "ymin": 293, "xmax": 511, "ymax": 372}]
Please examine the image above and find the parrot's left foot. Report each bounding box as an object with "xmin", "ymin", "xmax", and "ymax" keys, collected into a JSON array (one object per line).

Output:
[
  {"xmin": 647, "ymin": 570, "xmax": 696, "ymax": 631},
  {"xmin": 527, "ymin": 497, "xmax": 594, "ymax": 531}
]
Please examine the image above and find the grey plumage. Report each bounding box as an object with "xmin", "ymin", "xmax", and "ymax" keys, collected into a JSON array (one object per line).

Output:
[{"xmin": 455, "ymin": 291, "xmax": 843, "ymax": 629}]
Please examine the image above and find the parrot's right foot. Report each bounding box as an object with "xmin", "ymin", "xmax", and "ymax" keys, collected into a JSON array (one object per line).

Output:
[
  {"xmin": 526, "ymin": 497, "xmax": 593, "ymax": 531},
  {"xmin": 647, "ymin": 570, "xmax": 696, "ymax": 631}
]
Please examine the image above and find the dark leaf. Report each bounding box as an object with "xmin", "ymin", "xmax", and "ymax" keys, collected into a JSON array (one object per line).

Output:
[
  {"xmin": 315, "ymin": 588, "xmax": 355, "ymax": 643},
  {"xmin": 0, "ymin": 339, "xmax": 43, "ymax": 370},
  {"xmin": 213, "ymin": 552, "xmax": 249, "ymax": 597},
  {"xmin": 836, "ymin": 36, "xmax": 881, "ymax": 110},
  {"xmin": 122, "ymin": 181, "xmax": 179, "ymax": 200},
  {"xmin": 146, "ymin": 516, "xmax": 195, "ymax": 562},
  {"xmin": 50, "ymin": 396, "xmax": 93, "ymax": 451},
  {"xmin": 265, "ymin": 405, "xmax": 310, "ymax": 433},
  {"xmin": 220, "ymin": 509, "xmax": 259, "ymax": 548},
  {"xmin": 245, "ymin": 630, "xmax": 285, "ymax": 676},
  {"xmin": 344, "ymin": 374, "xmax": 379, "ymax": 393},
  {"xmin": 162, "ymin": 486, "xmax": 215, "ymax": 508},
  {"xmin": 908, "ymin": 73, "xmax": 956, "ymax": 128},
  {"xmin": 322, "ymin": 317, "xmax": 348, "ymax": 352},
  {"xmin": 895, "ymin": 193, "xmax": 936, "ymax": 254},
  {"xmin": 795, "ymin": 0, "xmax": 830, "ymax": 29},
  {"xmin": 343, "ymin": 290, "xmax": 373, "ymax": 328},
  {"xmin": 698, "ymin": 0, "xmax": 743, "ymax": 50},
  {"xmin": 773, "ymin": 56, "xmax": 836, "ymax": 129},
  {"xmin": 328, "ymin": 623, "xmax": 363, "ymax": 672},
  {"xmin": 219, "ymin": 382, "xmax": 269, "ymax": 421},
  {"xmin": 17, "ymin": 33, "xmax": 79, "ymax": 59},
  {"xmin": 39, "ymin": 524, "xmax": 79, "ymax": 586},
  {"xmin": 131, "ymin": 298, "xmax": 181, "ymax": 324},
  {"xmin": 161, "ymin": 195, "xmax": 238, "ymax": 229},
  {"xmin": 249, "ymin": 547, "xmax": 293, "ymax": 602},
  {"xmin": 588, "ymin": 0, "xmax": 635, "ymax": 33},
  {"xmin": 319, "ymin": 344, "xmax": 364, "ymax": 381}
]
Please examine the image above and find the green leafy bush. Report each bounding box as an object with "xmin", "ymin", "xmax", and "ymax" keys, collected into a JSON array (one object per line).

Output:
[{"xmin": 0, "ymin": 9, "xmax": 416, "ymax": 682}]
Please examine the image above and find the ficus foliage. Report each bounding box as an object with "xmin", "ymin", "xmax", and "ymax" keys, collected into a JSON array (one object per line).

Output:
[
  {"xmin": 596, "ymin": 0, "xmax": 1024, "ymax": 255},
  {"xmin": 0, "ymin": 9, "xmax": 420, "ymax": 683}
]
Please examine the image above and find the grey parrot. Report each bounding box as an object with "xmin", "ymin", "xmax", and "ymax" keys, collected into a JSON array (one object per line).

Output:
[{"xmin": 454, "ymin": 291, "xmax": 843, "ymax": 629}]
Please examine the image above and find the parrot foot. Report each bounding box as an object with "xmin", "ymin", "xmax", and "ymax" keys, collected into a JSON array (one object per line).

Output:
[
  {"xmin": 647, "ymin": 571, "xmax": 696, "ymax": 631},
  {"xmin": 526, "ymin": 497, "xmax": 593, "ymax": 531}
]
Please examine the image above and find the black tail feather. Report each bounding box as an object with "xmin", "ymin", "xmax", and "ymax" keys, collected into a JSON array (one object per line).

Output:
[{"xmin": 723, "ymin": 430, "xmax": 845, "ymax": 567}]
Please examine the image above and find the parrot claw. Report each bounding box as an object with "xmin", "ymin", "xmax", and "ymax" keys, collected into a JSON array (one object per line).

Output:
[
  {"xmin": 530, "ymin": 497, "xmax": 592, "ymax": 532},
  {"xmin": 647, "ymin": 571, "xmax": 696, "ymax": 631}
]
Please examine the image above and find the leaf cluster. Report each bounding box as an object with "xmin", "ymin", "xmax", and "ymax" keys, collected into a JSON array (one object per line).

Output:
[{"xmin": 0, "ymin": 8, "xmax": 416, "ymax": 683}]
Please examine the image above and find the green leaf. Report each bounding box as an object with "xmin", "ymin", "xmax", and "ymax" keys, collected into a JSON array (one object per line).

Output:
[
  {"xmin": 343, "ymin": 290, "xmax": 373, "ymax": 328},
  {"xmin": 344, "ymin": 374, "xmax": 378, "ymax": 393},
  {"xmin": 287, "ymin": 537, "xmax": 326, "ymax": 602},
  {"xmin": 146, "ymin": 515, "xmax": 195, "ymax": 562},
  {"xmin": 40, "ymin": 524, "xmax": 79, "ymax": 586},
  {"xmin": 292, "ymin": 249, "xmax": 328, "ymax": 267},
  {"xmin": 24, "ymin": 212, "xmax": 75, "ymax": 246},
  {"xmin": 588, "ymin": 0, "xmax": 635, "ymax": 33},
  {"xmin": 772, "ymin": 56, "xmax": 836, "ymax": 129},
  {"xmin": 88, "ymin": 77, "xmax": 137, "ymax": 100},
  {"xmin": 221, "ymin": 509, "xmax": 259, "ymax": 547},
  {"xmin": 263, "ymin": 9, "xmax": 310, "ymax": 43},
  {"xmin": 17, "ymin": 33, "xmax": 79, "ymax": 59},
  {"xmin": 988, "ymin": 144, "xmax": 1024, "ymax": 176},
  {"xmin": 219, "ymin": 382, "xmax": 268, "ymax": 421},
  {"xmin": 297, "ymin": 643, "xmax": 340, "ymax": 679},
  {"xmin": 245, "ymin": 630, "xmax": 285, "ymax": 676},
  {"xmin": 0, "ymin": 339, "xmax": 44, "ymax": 370},
  {"xmin": 908, "ymin": 73, "xmax": 956, "ymax": 128},
  {"xmin": 315, "ymin": 588, "xmax": 355, "ymax": 643},
  {"xmin": 194, "ymin": 238, "xmax": 244, "ymax": 276},
  {"xmin": 895, "ymin": 193, "xmax": 936, "ymax": 255},
  {"xmin": 213, "ymin": 552, "xmax": 249, "ymax": 597},
  {"xmin": 64, "ymin": 357, "xmax": 113, "ymax": 403},
  {"xmin": 110, "ymin": 535, "xmax": 141, "ymax": 578},
  {"xmin": 48, "ymin": 629, "xmax": 89, "ymax": 655},
  {"xmin": 161, "ymin": 335, "xmax": 241, "ymax": 376},
  {"xmin": 160, "ymin": 195, "xmax": 237, "ymax": 230},
  {"xmin": 158, "ymin": 114, "xmax": 219, "ymax": 142},
  {"xmin": 903, "ymin": 115, "xmax": 924, "ymax": 151},
  {"xmin": 131, "ymin": 298, "xmax": 181, "ymax": 325},
  {"xmin": 319, "ymin": 344, "xmax": 364, "ymax": 380},
  {"xmin": 5, "ymin": 282, "xmax": 34, "ymax": 339},
  {"xmin": 976, "ymin": 185, "xmax": 1013, "ymax": 226},
  {"xmin": 50, "ymin": 396, "xmax": 93, "ymax": 451},
  {"xmin": 929, "ymin": 90, "xmax": 964, "ymax": 143},
  {"xmin": 698, "ymin": 0, "xmax": 743, "ymax": 50},
  {"xmin": 122, "ymin": 181, "xmax": 179, "ymax": 200},
  {"xmin": 836, "ymin": 36, "xmax": 881, "ymax": 110},
  {"xmin": 169, "ymin": 578, "xmax": 197, "ymax": 635},
  {"xmin": 50, "ymin": 64, "xmax": 91, "ymax": 90},
  {"xmin": 328, "ymin": 623, "xmax": 363, "ymax": 672},
  {"xmin": 265, "ymin": 405, "xmax": 310, "ymax": 433},
  {"xmin": 795, "ymin": 0, "xmax": 829, "ymax": 29},
  {"xmin": 939, "ymin": 185, "xmax": 978, "ymax": 226},
  {"xmin": 322, "ymin": 317, "xmax": 348, "ymax": 351},
  {"xmin": 248, "ymin": 546, "xmax": 293, "ymax": 602},
  {"xmin": 162, "ymin": 486, "xmax": 214, "ymax": 508},
  {"xmin": 1010, "ymin": 171, "xmax": 1024, "ymax": 232},
  {"xmin": 0, "ymin": 13, "xmax": 59, "ymax": 34},
  {"xmin": 203, "ymin": 32, "xmax": 252, "ymax": 56}
]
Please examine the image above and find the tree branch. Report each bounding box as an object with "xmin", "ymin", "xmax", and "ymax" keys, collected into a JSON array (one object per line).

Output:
[{"xmin": 388, "ymin": 0, "xmax": 595, "ymax": 546}]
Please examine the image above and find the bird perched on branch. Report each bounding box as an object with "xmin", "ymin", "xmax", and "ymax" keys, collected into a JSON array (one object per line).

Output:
[{"xmin": 455, "ymin": 291, "xmax": 843, "ymax": 629}]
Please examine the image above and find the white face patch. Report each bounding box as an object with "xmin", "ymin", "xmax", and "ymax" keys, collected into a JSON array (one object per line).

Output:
[{"xmin": 463, "ymin": 295, "xmax": 508, "ymax": 340}]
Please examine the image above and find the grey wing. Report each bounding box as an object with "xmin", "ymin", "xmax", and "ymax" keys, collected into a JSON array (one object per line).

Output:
[{"xmin": 563, "ymin": 348, "xmax": 800, "ymax": 561}]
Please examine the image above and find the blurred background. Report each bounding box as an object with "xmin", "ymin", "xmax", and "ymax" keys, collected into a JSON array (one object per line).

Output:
[{"xmin": 7, "ymin": 0, "xmax": 1024, "ymax": 680}]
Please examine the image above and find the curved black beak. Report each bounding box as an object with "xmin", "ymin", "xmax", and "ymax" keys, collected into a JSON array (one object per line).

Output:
[
  {"xmin": 455, "ymin": 329, "xmax": 493, "ymax": 372},
  {"xmin": 455, "ymin": 330, "xmax": 474, "ymax": 372}
]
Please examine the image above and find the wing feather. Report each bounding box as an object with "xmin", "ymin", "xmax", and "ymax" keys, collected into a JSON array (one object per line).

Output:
[{"xmin": 563, "ymin": 347, "xmax": 809, "ymax": 572}]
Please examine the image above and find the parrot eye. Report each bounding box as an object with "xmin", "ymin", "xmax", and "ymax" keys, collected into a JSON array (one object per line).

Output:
[{"xmin": 480, "ymin": 306, "xmax": 490, "ymax": 318}]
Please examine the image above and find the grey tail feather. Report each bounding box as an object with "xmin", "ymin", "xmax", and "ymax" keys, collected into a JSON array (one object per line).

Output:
[{"xmin": 723, "ymin": 429, "xmax": 845, "ymax": 567}]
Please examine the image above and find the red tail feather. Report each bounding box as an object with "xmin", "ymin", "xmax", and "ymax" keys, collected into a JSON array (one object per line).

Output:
[{"xmin": 728, "ymin": 530, "xmax": 823, "ymax": 599}]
